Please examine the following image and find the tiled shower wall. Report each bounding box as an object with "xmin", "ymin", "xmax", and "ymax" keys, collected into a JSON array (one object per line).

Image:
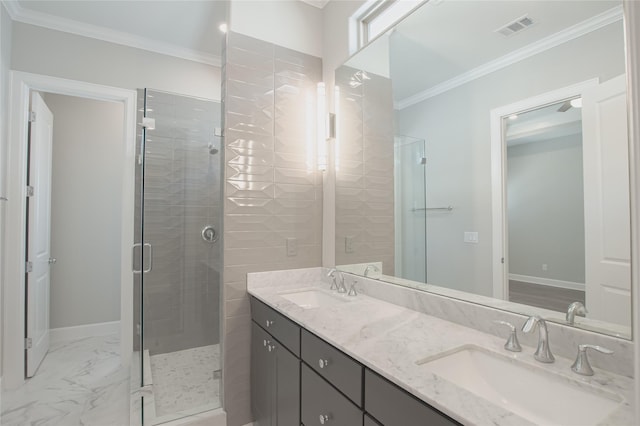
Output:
[
  {"xmin": 134, "ymin": 90, "xmax": 222, "ymax": 355},
  {"xmin": 334, "ymin": 65, "xmax": 395, "ymax": 275},
  {"xmin": 222, "ymin": 32, "xmax": 323, "ymax": 425}
]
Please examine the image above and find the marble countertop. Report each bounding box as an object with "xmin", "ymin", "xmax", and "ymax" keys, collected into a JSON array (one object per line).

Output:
[{"xmin": 247, "ymin": 276, "xmax": 635, "ymax": 426}]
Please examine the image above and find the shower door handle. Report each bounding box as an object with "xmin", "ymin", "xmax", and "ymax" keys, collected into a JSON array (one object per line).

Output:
[
  {"xmin": 143, "ymin": 243, "xmax": 153, "ymax": 273},
  {"xmin": 132, "ymin": 243, "xmax": 142, "ymax": 274}
]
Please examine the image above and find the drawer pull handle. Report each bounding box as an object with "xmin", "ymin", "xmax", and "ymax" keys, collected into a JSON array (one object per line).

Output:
[
  {"xmin": 319, "ymin": 414, "xmax": 331, "ymax": 424},
  {"xmin": 318, "ymin": 359, "xmax": 330, "ymax": 369},
  {"xmin": 263, "ymin": 339, "xmax": 270, "ymax": 347},
  {"xmin": 265, "ymin": 319, "xmax": 274, "ymax": 328},
  {"xmin": 268, "ymin": 344, "xmax": 276, "ymax": 352}
]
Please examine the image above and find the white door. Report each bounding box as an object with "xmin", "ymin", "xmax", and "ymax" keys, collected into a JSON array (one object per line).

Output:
[
  {"xmin": 26, "ymin": 92, "xmax": 54, "ymax": 377},
  {"xmin": 582, "ymin": 75, "xmax": 631, "ymax": 326}
]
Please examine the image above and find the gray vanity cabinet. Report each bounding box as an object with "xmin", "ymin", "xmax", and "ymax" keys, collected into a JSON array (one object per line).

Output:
[
  {"xmin": 250, "ymin": 296, "xmax": 459, "ymax": 426},
  {"xmin": 364, "ymin": 369, "xmax": 460, "ymax": 426},
  {"xmin": 301, "ymin": 364, "xmax": 363, "ymax": 426},
  {"xmin": 250, "ymin": 301, "xmax": 301, "ymax": 426}
]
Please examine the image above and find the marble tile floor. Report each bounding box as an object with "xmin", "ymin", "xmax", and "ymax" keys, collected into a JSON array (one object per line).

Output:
[
  {"xmin": 0, "ymin": 333, "xmax": 129, "ymax": 426},
  {"xmin": 148, "ymin": 344, "xmax": 221, "ymax": 421}
]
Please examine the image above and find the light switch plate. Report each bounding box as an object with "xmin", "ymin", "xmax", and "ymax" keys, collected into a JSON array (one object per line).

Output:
[
  {"xmin": 345, "ymin": 236, "xmax": 354, "ymax": 253},
  {"xmin": 286, "ymin": 237, "xmax": 297, "ymax": 257},
  {"xmin": 464, "ymin": 232, "xmax": 479, "ymax": 244}
]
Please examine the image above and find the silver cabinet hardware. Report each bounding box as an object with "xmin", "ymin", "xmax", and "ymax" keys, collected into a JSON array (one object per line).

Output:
[
  {"xmin": 493, "ymin": 320, "xmax": 521, "ymax": 352},
  {"xmin": 265, "ymin": 319, "xmax": 274, "ymax": 328},
  {"xmin": 522, "ymin": 315, "xmax": 554, "ymax": 363},
  {"xmin": 319, "ymin": 414, "xmax": 331, "ymax": 424},
  {"xmin": 318, "ymin": 359, "xmax": 330, "ymax": 369},
  {"xmin": 267, "ymin": 344, "xmax": 275, "ymax": 352},
  {"xmin": 48, "ymin": 258, "xmax": 57, "ymax": 265},
  {"xmin": 571, "ymin": 344, "xmax": 613, "ymax": 376},
  {"xmin": 263, "ymin": 339, "xmax": 270, "ymax": 347},
  {"xmin": 201, "ymin": 225, "xmax": 218, "ymax": 243},
  {"xmin": 566, "ymin": 301, "xmax": 588, "ymax": 325}
]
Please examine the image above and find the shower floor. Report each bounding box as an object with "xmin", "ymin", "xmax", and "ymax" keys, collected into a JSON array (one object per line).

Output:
[{"xmin": 149, "ymin": 344, "xmax": 221, "ymax": 420}]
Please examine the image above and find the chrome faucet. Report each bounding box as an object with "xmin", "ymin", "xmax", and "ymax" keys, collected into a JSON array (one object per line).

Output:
[
  {"xmin": 566, "ymin": 301, "xmax": 587, "ymax": 325},
  {"xmin": 363, "ymin": 264, "xmax": 380, "ymax": 278},
  {"xmin": 571, "ymin": 344, "xmax": 613, "ymax": 376},
  {"xmin": 347, "ymin": 279, "xmax": 358, "ymax": 296},
  {"xmin": 327, "ymin": 268, "xmax": 339, "ymax": 291},
  {"xmin": 522, "ymin": 315, "xmax": 555, "ymax": 363},
  {"xmin": 493, "ymin": 320, "xmax": 522, "ymax": 352},
  {"xmin": 327, "ymin": 268, "xmax": 347, "ymax": 293}
]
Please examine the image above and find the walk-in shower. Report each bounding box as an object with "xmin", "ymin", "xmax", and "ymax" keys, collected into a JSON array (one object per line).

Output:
[{"xmin": 132, "ymin": 89, "xmax": 222, "ymax": 425}]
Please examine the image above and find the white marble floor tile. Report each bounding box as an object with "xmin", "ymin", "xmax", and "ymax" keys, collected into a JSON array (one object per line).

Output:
[
  {"xmin": 1, "ymin": 333, "xmax": 129, "ymax": 426},
  {"xmin": 149, "ymin": 344, "xmax": 221, "ymax": 419}
]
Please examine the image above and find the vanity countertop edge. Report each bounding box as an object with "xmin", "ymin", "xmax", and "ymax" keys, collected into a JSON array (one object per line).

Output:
[{"xmin": 247, "ymin": 274, "xmax": 634, "ymax": 426}]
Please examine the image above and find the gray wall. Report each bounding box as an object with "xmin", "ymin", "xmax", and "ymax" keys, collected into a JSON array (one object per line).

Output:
[
  {"xmin": 45, "ymin": 93, "xmax": 124, "ymax": 328},
  {"xmin": 0, "ymin": 2, "xmax": 13, "ymax": 379},
  {"xmin": 222, "ymin": 32, "xmax": 323, "ymax": 426},
  {"xmin": 507, "ymin": 134, "xmax": 586, "ymax": 285},
  {"xmin": 335, "ymin": 65, "xmax": 395, "ymax": 274},
  {"xmin": 396, "ymin": 22, "xmax": 625, "ymax": 297},
  {"xmin": 11, "ymin": 22, "xmax": 221, "ymax": 100}
]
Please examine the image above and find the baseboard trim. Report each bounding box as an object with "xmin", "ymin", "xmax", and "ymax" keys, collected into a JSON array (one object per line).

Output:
[
  {"xmin": 50, "ymin": 320, "xmax": 120, "ymax": 344},
  {"xmin": 509, "ymin": 274, "xmax": 585, "ymax": 291}
]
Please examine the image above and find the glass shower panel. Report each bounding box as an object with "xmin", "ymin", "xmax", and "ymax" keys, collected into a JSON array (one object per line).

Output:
[
  {"xmin": 394, "ymin": 136, "xmax": 427, "ymax": 282},
  {"xmin": 137, "ymin": 89, "xmax": 222, "ymax": 424}
]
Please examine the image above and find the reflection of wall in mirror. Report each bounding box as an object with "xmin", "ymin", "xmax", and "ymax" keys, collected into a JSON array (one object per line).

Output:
[
  {"xmin": 335, "ymin": 65, "xmax": 395, "ymax": 275},
  {"xmin": 507, "ymin": 133, "xmax": 585, "ymax": 286},
  {"xmin": 393, "ymin": 22, "xmax": 624, "ymax": 297}
]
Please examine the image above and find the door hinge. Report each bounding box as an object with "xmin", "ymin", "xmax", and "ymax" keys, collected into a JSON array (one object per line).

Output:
[
  {"xmin": 501, "ymin": 257, "xmax": 505, "ymax": 264},
  {"xmin": 29, "ymin": 111, "xmax": 36, "ymax": 122},
  {"xmin": 25, "ymin": 261, "xmax": 33, "ymax": 273},
  {"xmin": 25, "ymin": 338, "xmax": 32, "ymax": 349},
  {"xmin": 26, "ymin": 186, "xmax": 34, "ymax": 197}
]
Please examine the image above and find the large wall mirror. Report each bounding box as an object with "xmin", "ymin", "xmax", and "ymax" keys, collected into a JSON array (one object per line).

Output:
[{"xmin": 334, "ymin": 0, "xmax": 632, "ymax": 339}]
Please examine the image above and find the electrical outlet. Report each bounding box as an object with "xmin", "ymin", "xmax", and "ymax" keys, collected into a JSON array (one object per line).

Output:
[
  {"xmin": 286, "ymin": 238, "xmax": 297, "ymax": 257},
  {"xmin": 345, "ymin": 236, "xmax": 354, "ymax": 253}
]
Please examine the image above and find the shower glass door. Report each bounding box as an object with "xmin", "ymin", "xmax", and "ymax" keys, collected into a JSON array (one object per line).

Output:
[
  {"xmin": 394, "ymin": 136, "xmax": 427, "ymax": 282},
  {"xmin": 133, "ymin": 89, "xmax": 223, "ymax": 425}
]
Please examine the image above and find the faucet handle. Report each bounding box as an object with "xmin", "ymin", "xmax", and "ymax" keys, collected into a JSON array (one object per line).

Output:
[
  {"xmin": 571, "ymin": 344, "xmax": 614, "ymax": 376},
  {"xmin": 493, "ymin": 320, "xmax": 522, "ymax": 352},
  {"xmin": 348, "ymin": 279, "xmax": 358, "ymax": 296}
]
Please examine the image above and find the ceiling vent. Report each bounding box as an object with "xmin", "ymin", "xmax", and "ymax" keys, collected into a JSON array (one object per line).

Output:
[{"xmin": 496, "ymin": 15, "xmax": 534, "ymax": 37}]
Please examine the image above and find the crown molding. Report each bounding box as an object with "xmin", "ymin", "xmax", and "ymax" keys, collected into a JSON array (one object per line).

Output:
[
  {"xmin": 395, "ymin": 5, "xmax": 623, "ymax": 110},
  {"xmin": 1, "ymin": 0, "xmax": 221, "ymax": 67}
]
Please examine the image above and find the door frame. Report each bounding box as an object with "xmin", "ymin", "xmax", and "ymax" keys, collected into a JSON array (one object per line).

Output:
[
  {"xmin": 2, "ymin": 71, "xmax": 136, "ymax": 389},
  {"xmin": 489, "ymin": 78, "xmax": 599, "ymax": 300}
]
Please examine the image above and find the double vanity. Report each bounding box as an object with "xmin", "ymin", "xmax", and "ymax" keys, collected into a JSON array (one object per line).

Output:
[{"xmin": 248, "ymin": 267, "xmax": 634, "ymax": 426}]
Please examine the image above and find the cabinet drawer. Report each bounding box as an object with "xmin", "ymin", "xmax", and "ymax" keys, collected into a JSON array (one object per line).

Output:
[
  {"xmin": 251, "ymin": 297, "xmax": 300, "ymax": 356},
  {"xmin": 301, "ymin": 329, "xmax": 363, "ymax": 406},
  {"xmin": 364, "ymin": 369, "xmax": 459, "ymax": 426},
  {"xmin": 302, "ymin": 364, "xmax": 363, "ymax": 426}
]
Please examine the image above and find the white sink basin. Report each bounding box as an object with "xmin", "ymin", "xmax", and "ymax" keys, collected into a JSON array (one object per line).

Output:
[
  {"xmin": 416, "ymin": 345, "xmax": 623, "ymax": 426},
  {"xmin": 279, "ymin": 290, "xmax": 348, "ymax": 309}
]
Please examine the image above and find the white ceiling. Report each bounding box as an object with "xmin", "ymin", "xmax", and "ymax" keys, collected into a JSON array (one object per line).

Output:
[
  {"xmin": 4, "ymin": 0, "xmax": 229, "ymax": 65},
  {"xmin": 346, "ymin": 0, "xmax": 623, "ymax": 104}
]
